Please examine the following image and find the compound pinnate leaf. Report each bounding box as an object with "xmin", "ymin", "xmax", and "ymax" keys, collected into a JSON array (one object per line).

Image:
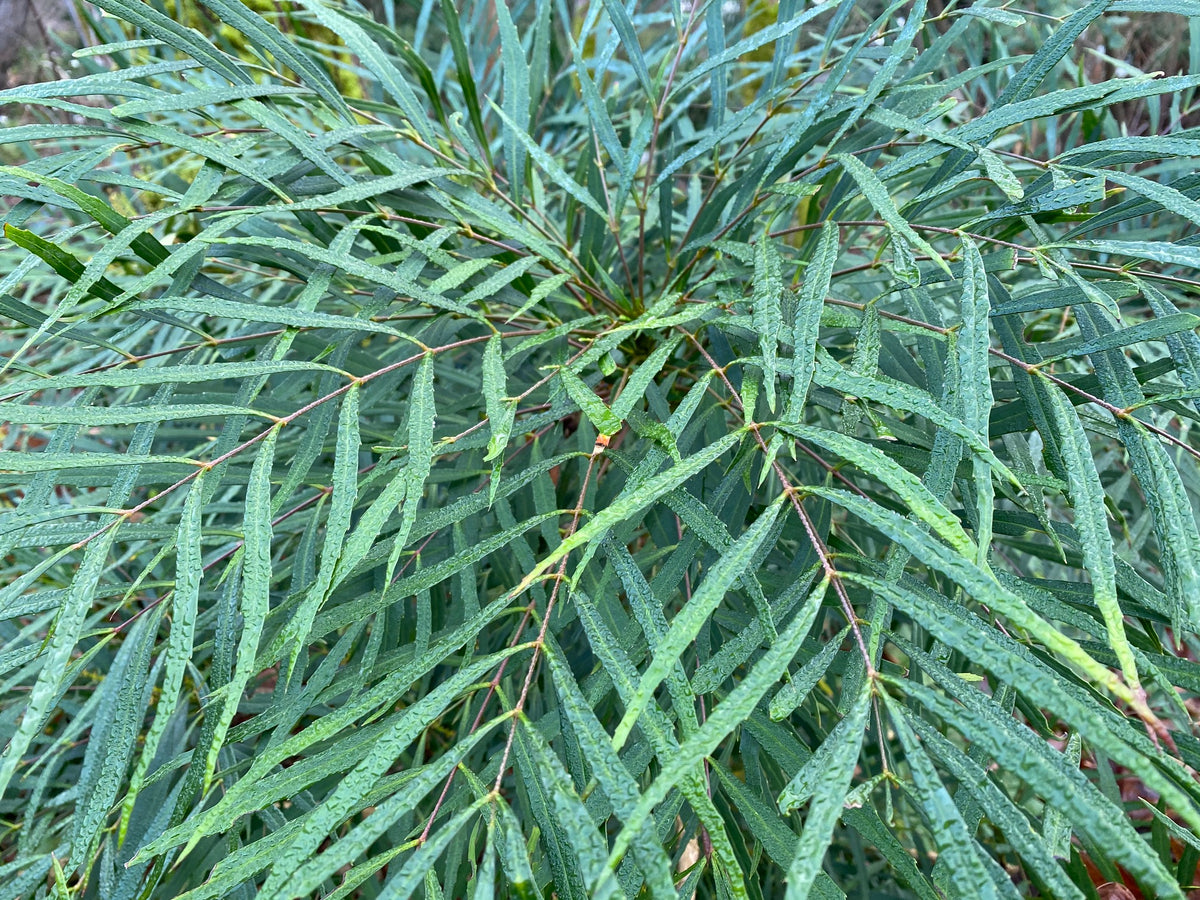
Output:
[{"xmin": 3, "ymin": 3, "xmax": 1199, "ymax": 899}]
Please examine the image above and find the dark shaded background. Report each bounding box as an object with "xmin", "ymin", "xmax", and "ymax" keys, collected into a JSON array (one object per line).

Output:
[{"xmin": 0, "ymin": 0, "xmax": 81, "ymax": 89}]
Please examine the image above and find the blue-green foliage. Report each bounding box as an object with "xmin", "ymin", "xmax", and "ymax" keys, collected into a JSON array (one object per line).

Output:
[{"xmin": 2, "ymin": 1, "xmax": 1200, "ymax": 897}]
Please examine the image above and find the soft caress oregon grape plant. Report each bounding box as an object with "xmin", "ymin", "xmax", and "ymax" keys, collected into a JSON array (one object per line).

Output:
[{"xmin": 2, "ymin": 0, "xmax": 1200, "ymax": 897}]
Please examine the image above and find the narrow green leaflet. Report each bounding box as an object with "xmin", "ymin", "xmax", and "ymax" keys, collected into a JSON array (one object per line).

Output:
[
  {"xmin": 545, "ymin": 644, "xmax": 677, "ymax": 899},
  {"xmin": 0, "ymin": 403, "xmax": 275, "ymax": 425},
  {"xmin": 460, "ymin": 256, "xmax": 540, "ymax": 305},
  {"xmin": 612, "ymin": 495, "xmax": 785, "ymax": 750},
  {"xmin": 769, "ymin": 626, "xmax": 848, "ymax": 721},
  {"xmin": 428, "ymin": 257, "xmax": 493, "ymax": 294},
  {"xmin": 1039, "ymin": 379, "xmax": 1139, "ymax": 690},
  {"xmin": 3, "ymin": 224, "xmax": 122, "ymax": 303},
  {"xmin": 599, "ymin": 0, "xmax": 652, "ymax": 97},
  {"xmin": 567, "ymin": 31, "xmax": 626, "ymax": 178},
  {"xmin": 374, "ymin": 798, "xmax": 493, "ymax": 900},
  {"xmin": 494, "ymin": 800, "xmax": 544, "ymax": 899},
  {"xmin": 775, "ymin": 422, "xmax": 973, "ymax": 556},
  {"xmin": 71, "ymin": 610, "xmax": 159, "ymax": 872},
  {"xmin": 0, "ymin": 361, "xmax": 341, "ymax": 396},
  {"xmin": 883, "ymin": 694, "xmax": 999, "ymax": 900},
  {"xmin": 195, "ymin": 0, "xmax": 350, "ymax": 119},
  {"xmin": 787, "ymin": 220, "xmax": 838, "ymax": 421},
  {"xmin": 86, "ymin": 0, "xmax": 249, "ymax": 85},
  {"xmin": 254, "ymin": 648, "xmax": 528, "ymax": 898},
  {"xmin": 483, "ymin": 333, "xmax": 516, "ymax": 501},
  {"xmin": 604, "ymin": 577, "xmax": 831, "ymax": 878},
  {"xmin": 711, "ymin": 763, "xmax": 798, "ymax": 867},
  {"xmin": 278, "ymin": 385, "xmax": 361, "ymax": 674},
  {"xmin": 754, "ymin": 235, "xmax": 784, "ymax": 411},
  {"xmin": 1043, "ymin": 733, "xmax": 1081, "ymax": 860},
  {"xmin": 828, "ymin": 0, "xmax": 924, "ymax": 148},
  {"xmin": 1074, "ymin": 302, "xmax": 1200, "ymax": 631},
  {"xmin": 110, "ymin": 84, "xmax": 313, "ymax": 118},
  {"xmin": 0, "ymin": 526, "xmax": 120, "ymax": 800},
  {"xmin": 126, "ymin": 296, "xmax": 414, "ymax": 339},
  {"xmin": 978, "ymin": 147, "xmax": 1025, "ymax": 200},
  {"xmin": 1041, "ymin": 313, "xmax": 1200, "ymax": 364},
  {"xmin": 813, "ymin": 356, "xmax": 1021, "ymax": 489},
  {"xmin": 836, "ymin": 154, "xmax": 951, "ymax": 275},
  {"xmin": 516, "ymin": 721, "xmax": 621, "ymax": 899},
  {"xmin": 299, "ymin": 0, "xmax": 433, "ymax": 140},
  {"xmin": 386, "ymin": 354, "xmax": 436, "ymax": 585},
  {"xmin": 508, "ymin": 271, "xmax": 572, "ymax": 322},
  {"xmin": 1048, "ymin": 239, "xmax": 1200, "ymax": 268},
  {"xmin": 777, "ymin": 679, "xmax": 869, "ymax": 814},
  {"xmin": 492, "ymin": 104, "xmax": 608, "ymax": 220},
  {"xmin": 959, "ymin": 237, "xmax": 995, "ymax": 564},
  {"xmin": 558, "ymin": 366, "xmax": 623, "ymax": 437},
  {"xmin": 494, "ymin": 0, "xmax": 530, "ymax": 203},
  {"xmin": 903, "ymin": 709, "xmax": 1084, "ymax": 899},
  {"xmin": 199, "ymin": 426, "xmax": 279, "ymax": 795},
  {"xmin": 784, "ymin": 680, "xmax": 871, "ymax": 900},
  {"xmin": 1067, "ymin": 164, "xmax": 1200, "ymax": 231},
  {"xmin": 120, "ymin": 473, "xmax": 205, "ymax": 843},
  {"xmin": 440, "ymin": 0, "xmax": 490, "ymax": 159},
  {"xmin": 611, "ymin": 335, "xmax": 682, "ymax": 421},
  {"xmin": 804, "ymin": 486, "xmax": 1140, "ymax": 711},
  {"xmin": 889, "ymin": 230, "xmax": 921, "ymax": 287}
]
